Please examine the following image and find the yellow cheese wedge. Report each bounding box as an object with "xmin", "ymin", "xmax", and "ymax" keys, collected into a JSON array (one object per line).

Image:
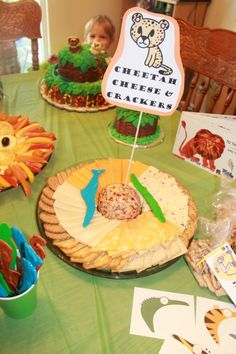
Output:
[
  {"xmin": 121, "ymin": 160, "xmax": 148, "ymax": 184},
  {"xmin": 108, "ymin": 158, "xmax": 122, "ymax": 184},
  {"xmin": 85, "ymin": 161, "xmax": 100, "ymax": 170},
  {"xmin": 67, "ymin": 175, "xmax": 85, "ymax": 189},
  {"xmin": 76, "ymin": 166, "xmax": 93, "ymax": 179},
  {"xmin": 94, "ymin": 159, "xmax": 108, "ymax": 170},
  {"xmin": 95, "ymin": 159, "xmax": 111, "ymax": 188},
  {"xmin": 94, "ymin": 212, "xmax": 181, "ymax": 253},
  {"xmin": 130, "ymin": 160, "xmax": 148, "ymax": 178},
  {"xmin": 121, "ymin": 159, "xmax": 130, "ymax": 184}
]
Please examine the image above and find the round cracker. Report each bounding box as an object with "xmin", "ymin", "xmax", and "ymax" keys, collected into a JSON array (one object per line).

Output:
[
  {"xmin": 39, "ymin": 212, "xmax": 58, "ymax": 224},
  {"xmin": 38, "ymin": 200, "xmax": 55, "ymax": 214},
  {"xmin": 45, "ymin": 229, "xmax": 70, "ymax": 240},
  {"xmin": 47, "ymin": 176, "xmax": 60, "ymax": 191},
  {"xmin": 43, "ymin": 222, "xmax": 66, "ymax": 234},
  {"xmin": 52, "ymin": 238, "xmax": 80, "ymax": 249},
  {"xmin": 40, "ymin": 193, "xmax": 54, "ymax": 207},
  {"xmin": 42, "ymin": 186, "xmax": 55, "ymax": 199}
]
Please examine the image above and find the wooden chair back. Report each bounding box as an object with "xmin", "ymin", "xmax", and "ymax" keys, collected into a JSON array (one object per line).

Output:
[
  {"xmin": 0, "ymin": 0, "xmax": 42, "ymax": 72},
  {"xmin": 177, "ymin": 18, "xmax": 236, "ymax": 115}
]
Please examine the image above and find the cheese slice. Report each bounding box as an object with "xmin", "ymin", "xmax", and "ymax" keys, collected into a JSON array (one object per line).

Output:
[
  {"xmin": 67, "ymin": 169, "xmax": 91, "ymax": 189},
  {"xmin": 85, "ymin": 161, "xmax": 100, "ymax": 170},
  {"xmin": 108, "ymin": 158, "xmax": 122, "ymax": 184},
  {"xmin": 53, "ymin": 182, "xmax": 84, "ymax": 204},
  {"xmin": 119, "ymin": 237, "xmax": 187, "ymax": 272},
  {"xmin": 66, "ymin": 218, "xmax": 120, "ymax": 246},
  {"xmin": 95, "ymin": 159, "xmax": 111, "ymax": 187},
  {"xmin": 121, "ymin": 159, "xmax": 130, "ymax": 184},
  {"xmin": 66, "ymin": 175, "xmax": 85, "ymax": 189},
  {"xmin": 130, "ymin": 160, "xmax": 148, "ymax": 178},
  {"xmin": 76, "ymin": 166, "xmax": 93, "ymax": 180},
  {"xmin": 138, "ymin": 167, "xmax": 189, "ymax": 229},
  {"xmin": 94, "ymin": 212, "xmax": 181, "ymax": 254}
]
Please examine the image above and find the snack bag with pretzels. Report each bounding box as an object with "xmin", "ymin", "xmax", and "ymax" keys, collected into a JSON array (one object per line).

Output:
[{"xmin": 185, "ymin": 178, "xmax": 236, "ymax": 296}]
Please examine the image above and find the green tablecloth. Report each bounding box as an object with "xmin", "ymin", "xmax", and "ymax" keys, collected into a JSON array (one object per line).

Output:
[{"xmin": 0, "ymin": 71, "xmax": 228, "ymax": 354}]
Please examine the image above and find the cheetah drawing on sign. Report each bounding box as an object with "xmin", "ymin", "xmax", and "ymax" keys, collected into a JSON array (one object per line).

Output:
[{"xmin": 130, "ymin": 13, "xmax": 173, "ymax": 75}]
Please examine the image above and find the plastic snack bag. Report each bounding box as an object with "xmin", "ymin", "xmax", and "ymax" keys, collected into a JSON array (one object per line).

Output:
[{"xmin": 185, "ymin": 177, "xmax": 236, "ymax": 296}]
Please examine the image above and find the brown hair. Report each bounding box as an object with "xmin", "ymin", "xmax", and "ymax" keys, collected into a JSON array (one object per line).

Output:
[{"xmin": 84, "ymin": 15, "xmax": 115, "ymax": 41}]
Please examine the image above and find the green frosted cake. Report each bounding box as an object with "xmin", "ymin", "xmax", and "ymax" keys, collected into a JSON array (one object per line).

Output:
[
  {"xmin": 40, "ymin": 38, "xmax": 113, "ymax": 112},
  {"xmin": 108, "ymin": 107, "xmax": 163, "ymax": 146}
]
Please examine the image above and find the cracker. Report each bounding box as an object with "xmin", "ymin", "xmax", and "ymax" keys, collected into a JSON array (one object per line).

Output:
[
  {"xmin": 111, "ymin": 257, "xmax": 128, "ymax": 271},
  {"xmin": 61, "ymin": 243, "xmax": 88, "ymax": 256},
  {"xmin": 192, "ymin": 270, "xmax": 208, "ymax": 288},
  {"xmin": 202, "ymin": 273, "xmax": 217, "ymax": 293},
  {"xmin": 38, "ymin": 199, "xmax": 55, "ymax": 214},
  {"xmin": 210, "ymin": 272, "xmax": 221, "ymax": 290},
  {"xmin": 69, "ymin": 245, "xmax": 91, "ymax": 258},
  {"xmin": 108, "ymin": 256, "xmax": 122, "ymax": 269},
  {"xmin": 47, "ymin": 176, "xmax": 60, "ymax": 191},
  {"xmin": 52, "ymin": 238, "xmax": 80, "ymax": 249},
  {"xmin": 45, "ymin": 230, "xmax": 71, "ymax": 240},
  {"xmin": 66, "ymin": 166, "xmax": 78, "ymax": 175},
  {"xmin": 70, "ymin": 252, "xmax": 99, "ymax": 264},
  {"xmin": 57, "ymin": 171, "xmax": 68, "ymax": 184},
  {"xmin": 215, "ymin": 288, "xmax": 227, "ymax": 296},
  {"xmin": 40, "ymin": 193, "xmax": 54, "ymax": 207},
  {"xmin": 39, "ymin": 212, "xmax": 58, "ymax": 224},
  {"xmin": 42, "ymin": 186, "xmax": 54, "ymax": 199},
  {"xmin": 82, "ymin": 252, "xmax": 110, "ymax": 269},
  {"xmin": 44, "ymin": 223, "xmax": 66, "ymax": 234}
]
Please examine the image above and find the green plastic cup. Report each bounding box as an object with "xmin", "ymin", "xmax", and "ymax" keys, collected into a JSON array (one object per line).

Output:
[{"xmin": 0, "ymin": 282, "xmax": 38, "ymax": 319}]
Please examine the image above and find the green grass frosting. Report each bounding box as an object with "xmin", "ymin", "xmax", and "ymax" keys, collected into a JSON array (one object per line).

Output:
[
  {"xmin": 44, "ymin": 64, "xmax": 102, "ymax": 96},
  {"xmin": 58, "ymin": 43, "xmax": 108, "ymax": 72},
  {"xmin": 109, "ymin": 107, "xmax": 160, "ymax": 145},
  {"xmin": 116, "ymin": 107, "xmax": 159, "ymax": 128}
]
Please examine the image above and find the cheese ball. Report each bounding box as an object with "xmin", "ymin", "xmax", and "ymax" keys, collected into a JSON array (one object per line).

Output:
[{"xmin": 97, "ymin": 183, "xmax": 141, "ymax": 220}]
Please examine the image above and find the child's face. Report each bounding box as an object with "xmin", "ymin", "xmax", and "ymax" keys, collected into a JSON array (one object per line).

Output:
[{"xmin": 86, "ymin": 23, "xmax": 112, "ymax": 51}]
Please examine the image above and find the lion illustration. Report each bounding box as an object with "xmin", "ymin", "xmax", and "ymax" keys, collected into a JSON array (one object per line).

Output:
[
  {"xmin": 130, "ymin": 12, "xmax": 173, "ymax": 75},
  {"xmin": 179, "ymin": 121, "xmax": 225, "ymax": 171}
]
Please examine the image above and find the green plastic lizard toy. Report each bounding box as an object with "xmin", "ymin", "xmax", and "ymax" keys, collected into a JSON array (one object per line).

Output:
[{"xmin": 130, "ymin": 173, "xmax": 166, "ymax": 223}]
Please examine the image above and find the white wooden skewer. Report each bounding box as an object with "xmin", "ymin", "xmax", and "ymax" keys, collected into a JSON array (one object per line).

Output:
[{"xmin": 125, "ymin": 111, "xmax": 143, "ymax": 185}]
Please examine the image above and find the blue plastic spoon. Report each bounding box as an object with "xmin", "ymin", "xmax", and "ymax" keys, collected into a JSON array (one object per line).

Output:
[
  {"xmin": 17, "ymin": 257, "xmax": 38, "ymax": 294},
  {"xmin": 11, "ymin": 227, "xmax": 43, "ymax": 269}
]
